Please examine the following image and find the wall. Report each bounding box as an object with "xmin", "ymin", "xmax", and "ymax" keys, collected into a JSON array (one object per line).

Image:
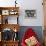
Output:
[
  {"xmin": 0, "ymin": 0, "xmax": 44, "ymax": 26},
  {"xmin": 18, "ymin": 0, "xmax": 44, "ymax": 26}
]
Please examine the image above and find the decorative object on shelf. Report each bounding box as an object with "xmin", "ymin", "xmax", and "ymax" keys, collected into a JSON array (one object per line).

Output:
[
  {"xmin": 2, "ymin": 10, "xmax": 9, "ymax": 15},
  {"xmin": 13, "ymin": 32, "xmax": 18, "ymax": 41},
  {"xmin": 2, "ymin": 29, "xmax": 12, "ymax": 41},
  {"xmin": 1, "ymin": 28, "xmax": 19, "ymax": 41},
  {"xmin": 1, "ymin": 28, "xmax": 13, "ymax": 41},
  {"xmin": 25, "ymin": 10, "xmax": 36, "ymax": 18},
  {"xmin": 14, "ymin": 28, "xmax": 17, "ymax": 32},
  {"xmin": 5, "ymin": 18, "xmax": 8, "ymax": 24},
  {"xmin": 13, "ymin": 28, "xmax": 18, "ymax": 41},
  {"xmin": 15, "ymin": 0, "xmax": 17, "ymax": 7},
  {"xmin": 2, "ymin": 16, "xmax": 8, "ymax": 24},
  {"xmin": 9, "ymin": 10, "xmax": 18, "ymax": 15}
]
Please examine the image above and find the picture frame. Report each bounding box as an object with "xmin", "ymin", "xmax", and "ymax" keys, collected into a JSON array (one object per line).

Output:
[
  {"xmin": 2, "ymin": 10, "xmax": 9, "ymax": 15},
  {"xmin": 25, "ymin": 10, "xmax": 36, "ymax": 18}
]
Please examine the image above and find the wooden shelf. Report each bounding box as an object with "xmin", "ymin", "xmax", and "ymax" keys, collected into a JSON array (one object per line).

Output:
[
  {"xmin": 2, "ymin": 40, "xmax": 19, "ymax": 42},
  {"xmin": 0, "ymin": 40, "xmax": 19, "ymax": 46},
  {"xmin": 0, "ymin": 7, "xmax": 20, "ymax": 46},
  {"xmin": 0, "ymin": 24, "xmax": 20, "ymax": 32},
  {"xmin": 0, "ymin": 7, "xmax": 19, "ymax": 10}
]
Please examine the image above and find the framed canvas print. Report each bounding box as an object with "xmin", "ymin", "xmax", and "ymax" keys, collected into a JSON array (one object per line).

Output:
[
  {"xmin": 25, "ymin": 10, "xmax": 36, "ymax": 18},
  {"xmin": 2, "ymin": 10, "xmax": 9, "ymax": 15}
]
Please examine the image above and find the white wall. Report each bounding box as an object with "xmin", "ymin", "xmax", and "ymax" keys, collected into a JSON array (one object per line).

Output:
[
  {"xmin": 18, "ymin": 0, "xmax": 44, "ymax": 26},
  {"xmin": 0, "ymin": 0, "xmax": 44, "ymax": 26}
]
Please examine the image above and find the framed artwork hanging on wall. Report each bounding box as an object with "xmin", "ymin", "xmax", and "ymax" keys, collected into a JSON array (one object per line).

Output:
[{"xmin": 25, "ymin": 10, "xmax": 36, "ymax": 18}]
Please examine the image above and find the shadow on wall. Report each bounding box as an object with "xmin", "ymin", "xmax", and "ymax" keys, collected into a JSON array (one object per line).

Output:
[{"xmin": 18, "ymin": 26, "xmax": 44, "ymax": 44}]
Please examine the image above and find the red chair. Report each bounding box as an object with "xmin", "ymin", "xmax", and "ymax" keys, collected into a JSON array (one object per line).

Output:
[{"xmin": 21, "ymin": 28, "xmax": 41, "ymax": 46}]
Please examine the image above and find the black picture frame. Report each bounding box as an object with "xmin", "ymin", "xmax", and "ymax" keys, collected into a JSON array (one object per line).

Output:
[{"xmin": 25, "ymin": 10, "xmax": 36, "ymax": 17}]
